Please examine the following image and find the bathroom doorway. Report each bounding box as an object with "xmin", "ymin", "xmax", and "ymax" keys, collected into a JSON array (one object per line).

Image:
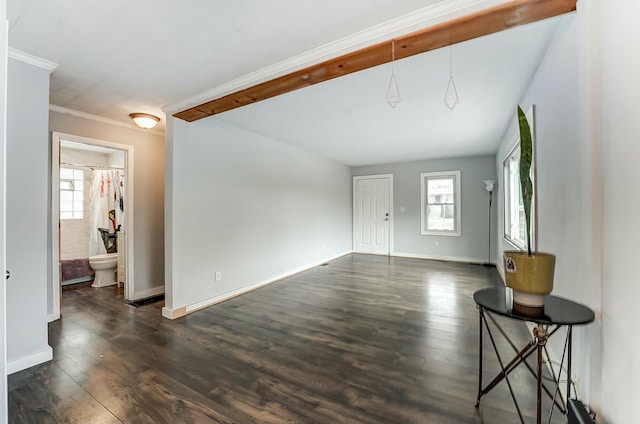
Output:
[{"xmin": 50, "ymin": 132, "xmax": 135, "ymax": 319}]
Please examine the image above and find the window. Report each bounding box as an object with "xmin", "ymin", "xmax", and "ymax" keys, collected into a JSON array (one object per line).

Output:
[
  {"xmin": 421, "ymin": 170, "xmax": 461, "ymax": 236},
  {"xmin": 503, "ymin": 143, "xmax": 535, "ymax": 249},
  {"xmin": 60, "ymin": 168, "xmax": 84, "ymax": 219}
]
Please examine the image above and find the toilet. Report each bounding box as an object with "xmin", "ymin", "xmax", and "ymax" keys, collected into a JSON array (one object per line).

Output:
[{"xmin": 89, "ymin": 253, "xmax": 118, "ymax": 288}]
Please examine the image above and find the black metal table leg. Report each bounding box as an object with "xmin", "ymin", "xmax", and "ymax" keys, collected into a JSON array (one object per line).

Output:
[
  {"xmin": 481, "ymin": 310, "xmax": 527, "ymax": 423},
  {"xmin": 476, "ymin": 307, "xmax": 483, "ymax": 407},
  {"xmin": 567, "ymin": 325, "xmax": 573, "ymax": 400},
  {"xmin": 533, "ymin": 324, "xmax": 548, "ymax": 424}
]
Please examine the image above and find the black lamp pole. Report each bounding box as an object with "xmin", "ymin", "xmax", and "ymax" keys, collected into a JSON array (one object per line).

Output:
[{"xmin": 483, "ymin": 180, "xmax": 496, "ymax": 267}]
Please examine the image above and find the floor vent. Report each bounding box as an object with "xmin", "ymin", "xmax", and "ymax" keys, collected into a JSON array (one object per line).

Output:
[{"xmin": 127, "ymin": 294, "xmax": 165, "ymax": 308}]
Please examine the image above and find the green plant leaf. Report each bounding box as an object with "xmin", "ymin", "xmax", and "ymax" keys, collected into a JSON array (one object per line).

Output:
[{"xmin": 517, "ymin": 106, "xmax": 533, "ymax": 256}]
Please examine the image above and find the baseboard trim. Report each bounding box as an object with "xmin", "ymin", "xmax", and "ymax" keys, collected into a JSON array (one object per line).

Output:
[
  {"xmin": 61, "ymin": 276, "xmax": 93, "ymax": 286},
  {"xmin": 134, "ymin": 285, "xmax": 165, "ymax": 301},
  {"xmin": 391, "ymin": 251, "xmax": 485, "ymax": 264},
  {"xmin": 162, "ymin": 251, "xmax": 351, "ymax": 320},
  {"xmin": 8, "ymin": 346, "xmax": 53, "ymax": 374},
  {"xmin": 162, "ymin": 306, "xmax": 187, "ymax": 319},
  {"xmin": 47, "ymin": 312, "xmax": 60, "ymax": 323}
]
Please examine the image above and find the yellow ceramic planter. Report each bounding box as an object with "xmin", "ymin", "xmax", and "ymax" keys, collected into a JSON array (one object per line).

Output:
[{"xmin": 503, "ymin": 251, "xmax": 556, "ymax": 307}]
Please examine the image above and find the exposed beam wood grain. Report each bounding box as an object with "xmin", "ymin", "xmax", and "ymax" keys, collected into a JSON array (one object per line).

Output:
[{"xmin": 174, "ymin": 0, "xmax": 576, "ymax": 122}]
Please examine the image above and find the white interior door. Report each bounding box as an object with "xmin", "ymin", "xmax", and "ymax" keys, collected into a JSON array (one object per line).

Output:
[{"xmin": 353, "ymin": 175, "xmax": 392, "ymax": 255}]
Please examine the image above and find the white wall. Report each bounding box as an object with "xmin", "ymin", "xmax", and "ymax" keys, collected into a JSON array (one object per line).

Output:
[
  {"xmin": 494, "ymin": 6, "xmax": 607, "ymax": 416},
  {"xmin": 49, "ymin": 111, "xmax": 165, "ymax": 301},
  {"xmin": 6, "ymin": 58, "xmax": 52, "ymax": 372},
  {"xmin": 164, "ymin": 117, "xmax": 352, "ymax": 316},
  {"xmin": 353, "ymin": 155, "xmax": 496, "ymax": 263},
  {"xmin": 600, "ymin": 0, "xmax": 640, "ymax": 422}
]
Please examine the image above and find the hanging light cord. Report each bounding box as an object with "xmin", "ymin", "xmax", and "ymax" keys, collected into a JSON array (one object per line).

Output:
[
  {"xmin": 450, "ymin": 46, "xmax": 454, "ymax": 78},
  {"xmin": 392, "ymin": 40, "xmax": 396, "ymax": 73}
]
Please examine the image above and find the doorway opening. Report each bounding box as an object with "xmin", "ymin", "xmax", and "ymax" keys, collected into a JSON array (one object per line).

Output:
[{"xmin": 50, "ymin": 132, "xmax": 135, "ymax": 320}]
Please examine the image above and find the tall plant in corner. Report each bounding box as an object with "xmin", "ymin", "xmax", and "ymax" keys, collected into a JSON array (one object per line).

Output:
[
  {"xmin": 517, "ymin": 106, "xmax": 533, "ymax": 256},
  {"xmin": 503, "ymin": 105, "xmax": 555, "ymax": 307}
]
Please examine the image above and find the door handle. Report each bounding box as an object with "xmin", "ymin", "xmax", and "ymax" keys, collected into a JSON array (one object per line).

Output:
[{"xmin": 6, "ymin": 270, "xmax": 10, "ymax": 280}]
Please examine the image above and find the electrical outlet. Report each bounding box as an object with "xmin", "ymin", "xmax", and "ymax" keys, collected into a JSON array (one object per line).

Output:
[{"xmin": 215, "ymin": 271, "xmax": 222, "ymax": 281}]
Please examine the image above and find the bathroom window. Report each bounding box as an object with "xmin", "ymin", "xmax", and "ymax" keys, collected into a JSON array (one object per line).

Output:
[{"xmin": 60, "ymin": 168, "xmax": 84, "ymax": 219}]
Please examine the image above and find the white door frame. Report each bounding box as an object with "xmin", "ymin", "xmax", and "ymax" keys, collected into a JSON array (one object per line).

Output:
[
  {"xmin": 50, "ymin": 132, "xmax": 135, "ymax": 320},
  {"xmin": 353, "ymin": 174, "xmax": 394, "ymax": 255}
]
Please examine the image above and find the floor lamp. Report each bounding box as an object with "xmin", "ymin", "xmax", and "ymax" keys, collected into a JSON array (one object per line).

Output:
[{"xmin": 483, "ymin": 180, "xmax": 496, "ymax": 267}]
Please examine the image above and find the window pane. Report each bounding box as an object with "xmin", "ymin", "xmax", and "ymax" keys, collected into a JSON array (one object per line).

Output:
[
  {"xmin": 60, "ymin": 168, "xmax": 86, "ymax": 220},
  {"xmin": 443, "ymin": 205, "xmax": 455, "ymax": 230},
  {"xmin": 426, "ymin": 205, "xmax": 456, "ymax": 231},
  {"xmin": 60, "ymin": 191, "xmax": 73, "ymax": 202},
  {"xmin": 503, "ymin": 141, "xmax": 533, "ymax": 248},
  {"xmin": 60, "ymin": 201, "xmax": 73, "ymax": 212},
  {"xmin": 428, "ymin": 178, "xmax": 454, "ymax": 202},
  {"xmin": 427, "ymin": 205, "xmax": 444, "ymax": 230}
]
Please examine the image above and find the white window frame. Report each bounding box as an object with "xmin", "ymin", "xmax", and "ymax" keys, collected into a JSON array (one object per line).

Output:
[
  {"xmin": 421, "ymin": 170, "xmax": 461, "ymax": 237},
  {"xmin": 503, "ymin": 107, "xmax": 536, "ymax": 250},
  {"xmin": 60, "ymin": 167, "xmax": 84, "ymax": 220}
]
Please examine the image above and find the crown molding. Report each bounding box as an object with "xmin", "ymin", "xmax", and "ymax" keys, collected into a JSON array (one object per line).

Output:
[
  {"xmin": 163, "ymin": 0, "xmax": 511, "ymax": 115},
  {"xmin": 50, "ymin": 105, "xmax": 164, "ymax": 136},
  {"xmin": 8, "ymin": 48, "xmax": 58, "ymax": 72}
]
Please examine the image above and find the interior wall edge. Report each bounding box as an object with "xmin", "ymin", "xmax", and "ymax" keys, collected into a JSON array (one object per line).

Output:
[{"xmin": 6, "ymin": 346, "xmax": 52, "ymax": 375}]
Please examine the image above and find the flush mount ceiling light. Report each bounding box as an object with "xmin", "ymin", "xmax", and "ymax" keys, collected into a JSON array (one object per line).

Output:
[{"xmin": 129, "ymin": 113, "xmax": 160, "ymax": 129}]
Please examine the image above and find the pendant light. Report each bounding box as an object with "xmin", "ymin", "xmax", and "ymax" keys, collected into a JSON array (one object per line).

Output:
[
  {"xmin": 444, "ymin": 46, "xmax": 460, "ymax": 110},
  {"xmin": 386, "ymin": 40, "xmax": 401, "ymax": 108}
]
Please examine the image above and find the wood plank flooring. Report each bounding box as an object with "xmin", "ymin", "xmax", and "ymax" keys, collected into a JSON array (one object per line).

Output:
[{"xmin": 8, "ymin": 254, "xmax": 566, "ymax": 423}]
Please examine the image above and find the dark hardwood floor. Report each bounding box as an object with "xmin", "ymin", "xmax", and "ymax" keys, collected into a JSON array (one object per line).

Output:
[{"xmin": 8, "ymin": 254, "xmax": 565, "ymax": 423}]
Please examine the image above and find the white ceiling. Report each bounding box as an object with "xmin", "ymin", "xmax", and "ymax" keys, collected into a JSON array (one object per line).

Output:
[{"xmin": 8, "ymin": 0, "xmax": 562, "ymax": 166}]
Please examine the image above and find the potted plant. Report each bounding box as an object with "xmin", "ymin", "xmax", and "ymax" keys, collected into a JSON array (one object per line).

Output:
[{"xmin": 503, "ymin": 106, "xmax": 555, "ymax": 307}]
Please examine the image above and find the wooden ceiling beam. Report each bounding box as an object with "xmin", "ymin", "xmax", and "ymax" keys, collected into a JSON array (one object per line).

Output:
[{"xmin": 174, "ymin": 0, "xmax": 576, "ymax": 122}]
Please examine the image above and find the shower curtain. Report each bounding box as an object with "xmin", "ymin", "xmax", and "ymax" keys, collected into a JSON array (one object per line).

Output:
[{"xmin": 89, "ymin": 169, "xmax": 125, "ymax": 256}]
